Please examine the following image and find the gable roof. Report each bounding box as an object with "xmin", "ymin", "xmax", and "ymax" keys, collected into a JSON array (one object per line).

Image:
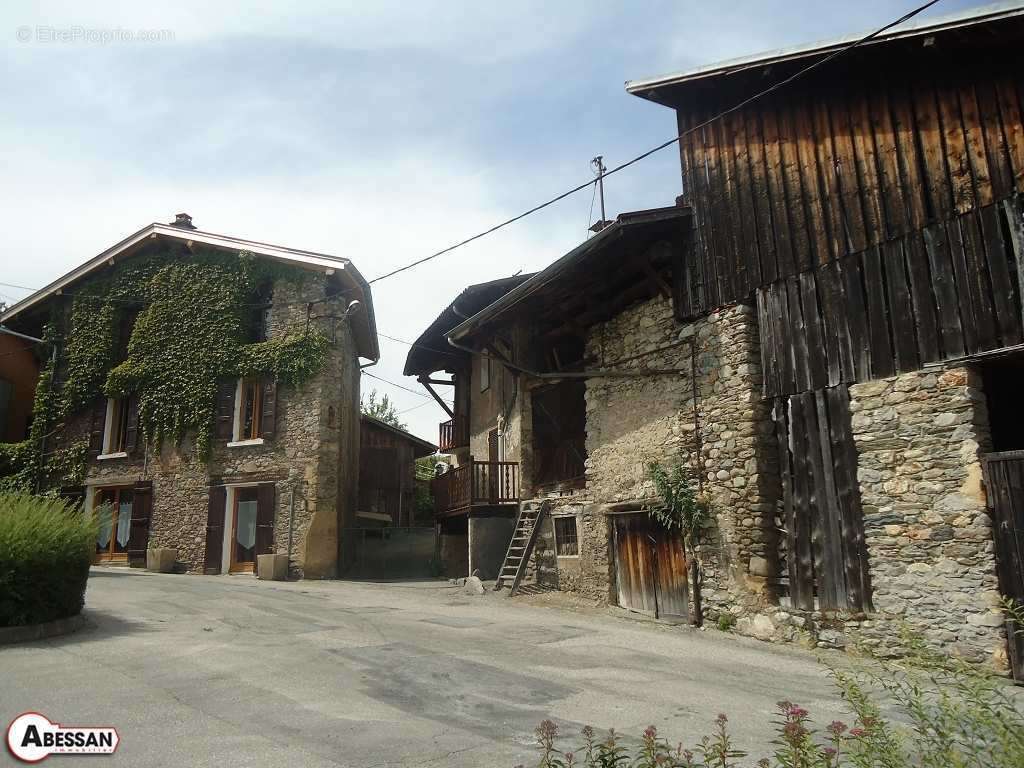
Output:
[
  {"xmin": 626, "ymin": 1, "xmax": 1024, "ymax": 106},
  {"xmin": 447, "ymin": 205, "xmax": 687, "ymax": 341},
  {"xmin": 360, "ymin": 413, "xmax": 437, "ymax": 456},
  {"xmin": 403, "ymin": 273, "xmax": 534, "ymax": 376},
  {"xmin": 0, "ymin": 221, "xmax": 379, "ymax": 361}
]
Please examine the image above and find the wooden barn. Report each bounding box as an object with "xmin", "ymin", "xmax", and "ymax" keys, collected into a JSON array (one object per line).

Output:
[
  {"xmin": 358, "ymin": 414, "xmax": 436, "ymax": 528},
  {"xmin": 411, "ymin": 2, "xmax": 1024, "ymax": 676}
]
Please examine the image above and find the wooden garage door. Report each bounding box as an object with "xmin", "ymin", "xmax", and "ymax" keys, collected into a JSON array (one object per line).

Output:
[{"xmin": 612, "ymin": 513, "xmax": 688, "ymax": 621}]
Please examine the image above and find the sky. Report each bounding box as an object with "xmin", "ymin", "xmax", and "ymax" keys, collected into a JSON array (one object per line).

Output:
[{"xmin": 1, "ymin": 0, "xmax": 981, "ymax": 442}]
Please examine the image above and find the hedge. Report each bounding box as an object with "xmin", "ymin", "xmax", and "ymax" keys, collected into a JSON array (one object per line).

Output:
[{"xmin": 0, "ymin": 492, "xmax": 98, "ymax": 627}]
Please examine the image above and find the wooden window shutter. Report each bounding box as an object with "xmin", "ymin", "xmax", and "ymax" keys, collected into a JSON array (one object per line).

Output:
[
  {"xmin": 88, "ymin": 398, "xmax": 107, "ymax": 455},
  {"xmin": 124, "ymin": 396, "xmax": 141, "ymax": 454},
  {"xmin": 215, "ymin": 380, "xmax": 236, "ymax": 440},
  {"xmin": 259, "ymin": 378, "xmax": 277, "ymax": 439},
  {"xmin": 204, "ymin": 485, "xmax": 226, "ymax": 574},
  {"xmin": 255, "ymin": 482, "xmax": 276, "ymax": 556},
  {"xmin": 127, "ymin": 481, "xmax": 153, "ymax": 568}
]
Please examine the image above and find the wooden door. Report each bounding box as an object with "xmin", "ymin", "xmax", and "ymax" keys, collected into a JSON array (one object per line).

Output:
[
  {"xmin": 613, "ymin": 513, "xmax": 688, "ymax": 621},
  {"xmin": 983, "ymin": 451, "xmax": 1024, "ymax": 681}
]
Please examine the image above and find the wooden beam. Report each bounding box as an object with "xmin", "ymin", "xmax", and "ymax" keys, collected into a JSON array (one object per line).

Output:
[
  {"xmin": 420, "ymin": 377, "xmax": 454, "ymax": 387},
  {"xmin": 417, "ymin": 377, "xmax": 454, "ymax": 419}
]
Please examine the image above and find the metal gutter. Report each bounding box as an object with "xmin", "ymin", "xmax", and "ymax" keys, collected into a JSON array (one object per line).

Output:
[{"xmin": 625, "ymin": 0, "xmax": 1024, "ymax": 101}]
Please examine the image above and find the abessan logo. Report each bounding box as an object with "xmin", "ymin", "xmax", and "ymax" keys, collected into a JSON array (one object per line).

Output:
[{"xmin": 6, "ymin": 712, "xmax": 119, "ymax": 763}]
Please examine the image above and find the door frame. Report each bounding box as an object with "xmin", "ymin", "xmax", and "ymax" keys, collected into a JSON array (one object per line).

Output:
[
  {"xmin": 92, "ymin": 485, "xmax": 135, "ymax": 562},
  {"xmin": 223, "ymin": 483, "xmax": 260, "ymax": 574}
]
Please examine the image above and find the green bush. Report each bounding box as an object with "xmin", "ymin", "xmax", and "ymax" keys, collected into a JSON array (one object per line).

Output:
[{"xmin": 0, "ymin": 492, "xmax": 98, "ymax": 627}]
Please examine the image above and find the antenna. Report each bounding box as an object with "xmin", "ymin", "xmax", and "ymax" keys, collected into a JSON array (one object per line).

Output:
[{"xmin": 589, "ymin": 156, "xmax": 611, "ymax": 233}]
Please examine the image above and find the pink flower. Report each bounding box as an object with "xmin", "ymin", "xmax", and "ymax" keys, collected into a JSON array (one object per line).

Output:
[
  {"xmin": 849, "ymin": 728, "xmax": 866, "ymax": 738},
  {"xmin": 827, "ymin": 720, "xmax": 847, "ymax": 736},
  {"xmin": 644, "ymin": 725, "xmax": 658, "ymax": 740}
]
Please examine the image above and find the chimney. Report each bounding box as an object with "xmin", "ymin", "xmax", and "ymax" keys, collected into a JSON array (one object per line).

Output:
[{"xmin": 170, "ymin": 212, "xmax": 196, "ymax": 230}]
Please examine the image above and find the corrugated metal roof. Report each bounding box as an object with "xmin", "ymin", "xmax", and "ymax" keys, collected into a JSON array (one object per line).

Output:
[
  {"xmin": 626, "ymin": 0, "xmax": 1024, "ymax": 101},
  {"xmin": 0, "ymin": 222, "xmax": 379, "ymax": 361}
]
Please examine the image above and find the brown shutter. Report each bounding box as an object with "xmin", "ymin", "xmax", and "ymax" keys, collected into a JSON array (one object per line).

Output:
[
  {"xmin": 205, "ymin": 485, "xmax": 226, "ymax": 574},
  {"xmin": 88, "ymin": 398, "xmax": 107, "ymax": 455},
  {"xmin": 259, "ymin": 379, "xmax": 277, "ymax": 439},
  {"xmin": 215, "ymin": 380, "xmax": 236, "ymax": 440},
  {"xmin": 255, "ymin": 482, "xmax": 275, "ymax": 556},
  {"xmin": 124, "ymin": 396, "xmax": 140, "ymax": 454},
  {"xmin": 127, "ymin": 481, "xmax": 153, "ymax": 567}
]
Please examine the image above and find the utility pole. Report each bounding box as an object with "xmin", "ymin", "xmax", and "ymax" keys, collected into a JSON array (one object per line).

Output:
[{"xmin": 589, "ymin": 156, "xmax": 612, "ymax": 233}]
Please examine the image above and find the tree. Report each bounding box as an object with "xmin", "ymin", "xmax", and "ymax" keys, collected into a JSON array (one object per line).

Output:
[{"xmin": 360, "ymin": 389, "xmax": 406, "ymax": 430}]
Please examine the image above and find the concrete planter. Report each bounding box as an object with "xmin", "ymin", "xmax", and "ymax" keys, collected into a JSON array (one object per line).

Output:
[
  {"xmin": 146, "ymin": 548, "xmax": 177, "ymax": 573},
  {"xmin": 257, "ymin": 553, "xmax": 289, "ymax": 581}
]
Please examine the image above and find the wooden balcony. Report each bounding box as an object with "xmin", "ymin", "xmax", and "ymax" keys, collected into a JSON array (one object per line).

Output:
[
  {"xmin": 432, "ymin": 460, "xmax": 519, "ymax": 516},
  {"xmin": 439, "ymin": 417, "xmax": 469, "ymax": 452}
]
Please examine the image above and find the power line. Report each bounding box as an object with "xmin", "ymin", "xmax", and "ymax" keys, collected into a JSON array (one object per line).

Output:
[
  {"xmin": 367, "ymin": 0, "xmax": 943, "ymax": 286},
  {"xmin": 363, "ymin": 370, "xmax": 452, "ymax": 403}
]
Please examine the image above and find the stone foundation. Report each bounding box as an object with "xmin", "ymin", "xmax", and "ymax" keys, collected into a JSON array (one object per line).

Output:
[{"xmin": 847, "ymin": 367, "xmax": 1005, "ymax": 667}]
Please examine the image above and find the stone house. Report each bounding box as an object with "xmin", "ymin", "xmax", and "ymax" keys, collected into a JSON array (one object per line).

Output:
[
  {"xmin": 0, "ymin": 214, "xmax": 378, "ymax": 579},
  {"xmin": 418, "ymin": 4, "xmax": 1024, "ymax": 677}
]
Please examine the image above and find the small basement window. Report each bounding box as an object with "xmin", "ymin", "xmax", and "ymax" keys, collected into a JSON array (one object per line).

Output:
[{"xmin": 554, "ymin": 516, "xmax": 579, "ymax": 557}]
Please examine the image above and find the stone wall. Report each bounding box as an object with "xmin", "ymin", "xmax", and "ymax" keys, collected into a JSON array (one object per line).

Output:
[
  {"xmin": 847, "ymin": 367, "xmax": 1006, "ymax": 667},
  {"xmin": 62, "ymin": 272, "xmax": 361, "ymax": 579},
  {"xmin": 518, "ymin": 296, "xmax": 779, "ymax": 615}
]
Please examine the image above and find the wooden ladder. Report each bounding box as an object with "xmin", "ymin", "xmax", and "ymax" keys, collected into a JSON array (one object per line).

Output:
[{"xmin": 495, "ymin": 501, "xmax": 547, "ymax": 595}]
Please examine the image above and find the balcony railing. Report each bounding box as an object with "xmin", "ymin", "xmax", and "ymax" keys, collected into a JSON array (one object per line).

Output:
[
  {"xmin": 439, "ymin": 417, "xmax": 469, "ymax": 452},
  {"xmin": 432, "ymin": 459, "xmax": 519, "ymax": 516}
]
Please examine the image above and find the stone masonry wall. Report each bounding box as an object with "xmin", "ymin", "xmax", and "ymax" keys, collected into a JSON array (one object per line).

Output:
[
  {"xmin": 523, "ymin": 296, "xmax": 779, "ymax": 613},
  {"xmin": 67, "ymin": 271, "xmax": 359, "ymax": 579},
  {"xmin": 848, "ymin": 367, "xmax": 1006, "ymax": 667}
]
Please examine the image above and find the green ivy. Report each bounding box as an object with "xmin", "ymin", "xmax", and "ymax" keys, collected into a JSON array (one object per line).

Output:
[{"xmin": 1, "ymin": 247, "xmax": 331, "ymax": 488}]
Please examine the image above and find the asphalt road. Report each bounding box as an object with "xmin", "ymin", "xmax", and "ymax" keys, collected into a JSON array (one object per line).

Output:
[{"xmin": 1, "ymin": 569, "xmax": 855, "ymax": 766}]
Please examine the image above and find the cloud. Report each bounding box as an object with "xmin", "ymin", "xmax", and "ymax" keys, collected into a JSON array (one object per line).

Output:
[{"xmin": 0, "ymin": 0, "xmax": 984, "ymax": 439}]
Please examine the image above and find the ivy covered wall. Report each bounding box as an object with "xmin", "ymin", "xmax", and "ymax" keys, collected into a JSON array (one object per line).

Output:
[{"xmin": 1, "ymin": 244, "xmax": 333, "ymax": 491}]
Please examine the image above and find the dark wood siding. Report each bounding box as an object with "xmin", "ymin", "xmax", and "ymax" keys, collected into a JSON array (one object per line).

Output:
[
  {"xmin": 773, "ymin": 386, "xmax": 871, "ymax": 611},
  {"xmin": 757, "ymin": 197, "xmax": 1024, "ymax": 398},
  {"xmin": 674, "ymin": 58, "xmax": 1024, "ymax": 320}
]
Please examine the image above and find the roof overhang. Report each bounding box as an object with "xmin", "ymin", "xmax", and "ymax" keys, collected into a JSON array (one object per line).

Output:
[
  {"xmin": 402, "ymin": 274, "xmax": 535, "ymax": 377},
  {"xmin": 360, "ymin": 413, "xmax": 437, "ymax": 455},
  {"xmin": 0, "ymin": 222, "xmax": 379, "ymax": 361},
  {"xmin": 448, "ymin": 205, "xmax": 688, "ymax": 342},
  {"xmin": 626, "ymin": 0, "xmax": 1024, "ymax": 106}
]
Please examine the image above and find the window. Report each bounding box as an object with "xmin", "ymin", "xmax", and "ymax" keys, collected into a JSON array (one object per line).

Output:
[
  {"xmin": 101, "ymin": 397, "xmax": 134, "ymax": 456},
  {"xmin": 479, "ymin": 352, "xmax": 490, "ymax": 392},
  {"xmin": 116, "ymin": 308, "xmax": 140, "ymax": 362},
  {"xmin": 554, "ymin": 516, "xmax": 579, "ymax": 557},
  {"xmin": 238, "ymin": 378, "xmax": 264, "ymax": 441},
  {"xmin": 248, "ymin": 285, "xmax": 273, "ymax": 343}
]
